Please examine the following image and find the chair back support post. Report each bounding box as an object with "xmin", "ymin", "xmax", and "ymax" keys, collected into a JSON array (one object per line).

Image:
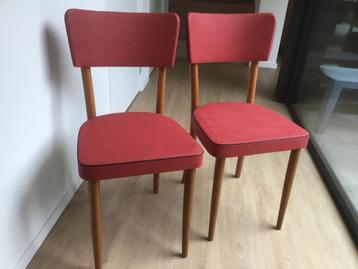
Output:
[
  {"xmin": 81, "ymin": 67, "xmax": 96, "ymax": 119},
  {"xmin": 156, "ymin": 67, "xmax": 167, "ymax": 114},
  {"xmin": 190, "ymin": 64, "xmax": 200, "ymax": 111},
  {"xmin": 246, "ymin": 61, "xmax": 259, "ymax": 104}
]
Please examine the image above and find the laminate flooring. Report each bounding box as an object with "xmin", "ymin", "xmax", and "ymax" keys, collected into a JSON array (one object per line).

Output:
[{"xmin": 28, "ymin": 61, "xmax": 358, "ymax": 269}]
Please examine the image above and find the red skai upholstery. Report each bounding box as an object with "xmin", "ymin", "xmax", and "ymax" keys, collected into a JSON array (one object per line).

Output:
[
  {"xmin": 192, "ymin": 103, "xmax": 309, "ymax": 158},
  {"xmin": 78, "ymin": 113, "xmax": 203, "ymax": 180},
  {"xmin": 65, "ymin": 10, "xmax": 203, "ymax": 181},
  {"xmin": 65, "ymin": 9, "xmax": 179, "ymax": 67},
  {"xmin": 186, "ymin": 13, "xmax": 309, "ymax": 159},
  {"xmin": 187, "ymin": 12, "xmax": 275, "ymax": 64}
]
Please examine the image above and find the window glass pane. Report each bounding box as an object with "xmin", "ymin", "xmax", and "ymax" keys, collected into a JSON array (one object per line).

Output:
[{"xmin": 293, "ymin": 0, "xmax": 358, "ymax": 213}]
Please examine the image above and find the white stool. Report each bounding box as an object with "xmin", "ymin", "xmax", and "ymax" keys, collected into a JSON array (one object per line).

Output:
[{"xmin": 316, "ymin": 64, "xmax": 358, "ymax": 133}]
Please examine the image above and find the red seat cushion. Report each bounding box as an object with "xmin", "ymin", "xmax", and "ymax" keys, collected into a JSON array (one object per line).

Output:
[
  {"xmin": 192, "ymin": 102, "xmax": 309, "ymax": 158},
  {"xmin": 78, "ymin": 112, "xmax": 203, "ymax": 180}
]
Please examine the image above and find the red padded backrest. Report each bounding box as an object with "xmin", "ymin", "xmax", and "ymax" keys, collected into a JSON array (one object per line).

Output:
[
  {"xmin": 65, "ymin": 9, "xmax": 180, "ymax": 67},
  {"xmin": 187, "ymin": 12, "xmax": 275, "ymax": 64}
]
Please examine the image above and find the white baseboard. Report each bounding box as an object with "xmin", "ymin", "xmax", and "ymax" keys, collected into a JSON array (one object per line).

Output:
[
  {"xmin": 259, "ymin": 61, "xmax": 278, "ymax": 69},
  {"xmin": 139, "ymin": 76, "xmax": 150, "ymax": 92},
  {"xmin": 14, "ymin": 178, "xmax": 82, "ymax": 269},
  {"xmin": 138, "ymin": 67, "xmax": 150, "ymax": 92}
]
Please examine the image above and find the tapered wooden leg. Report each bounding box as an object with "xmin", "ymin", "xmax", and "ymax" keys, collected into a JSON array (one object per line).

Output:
[
  {"xmin": 181, "ymin": 128, "xmax": 196, "ymax": 184},
  {"xmin": 189, "ymin": 126, "xmax": 197, "ymax": 140},
  {"xmin": 235, "ymin": 156, "xmax": 244, "ymax": 178},
  {"xmin": 88, "ymin": 181, "xmax": 102, "ymax": 269},
  {"xmin": 153, "ymin": 173, "xmax": 159, "ymax": 194},
  {"xmin": 182, "ymin": 168, "xmax": 196, "ymax": 258},
  {"xmin": 180, "ymin": 170, "xmax": 188, "ymax": 184},
  {"xmin": 276, "ymin": 149, "xmax": 301, "ymax": 230},
  {"xmin": 208, "ymin": 158, "xmax": 226, "ymax": 241}
]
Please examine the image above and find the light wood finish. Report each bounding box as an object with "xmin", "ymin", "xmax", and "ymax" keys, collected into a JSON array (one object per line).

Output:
[
  {"xmin": 156, "ymin": 67, "xmax": 167, "ymax": 114},
  {"xmin": 190, "ymin": 63, "xmax": 200, "ymax": 138},
  {"xmin": 234, "ymin": 61, "xmax": 259, "ymax": 177},
  {"xmin": 246, "ymin": 61, "xmax": 259, "ymax": 104},
  {"xmin": 81, "ymin": 67, "xmax": 96, "ymax": 119},
  {"xmin": 28, "ymin": 61, "xmax": 358, "ymax": 269},
  {"xmin": 234, "ymin": 156, "xmax": 245, "ymax": 178},
  {"xmin": 182, "ymin": 169, "xmax": 196, "ymax": 258},
  {"xmin": 88, "ymin": 181, "xmax": 102, "ymax": 269},
  {"xmin": 190, "ymin": 64, "xmax": 200, "ymax": 111},
  {"xmin": 153, "ymin": 67, "xmax": 167, "ymax": 193},
  {"xmin": 153, "ymin": 174, "xmax": 160, "ymax": 194},
  {"xmin": 234, "ymin": 156, "xmax": 244, "ymax": 178},
  {"xmin": 208, "ymin": 158, "xmax": 226, "ymax": 241},
  {"xmin": 180, "ymin": 169, "xmax": 188, "ymax": 184},
  {"xmin": 82, "ymin": 67, "xmax": 102, "ymax": 268},
  {"xmin": 180, "ymin": 64, "xmax": 200, "ymax": 184},
  {"xmin": 276, "ymin": 149, "xmax": 301, "ymax": 229}
]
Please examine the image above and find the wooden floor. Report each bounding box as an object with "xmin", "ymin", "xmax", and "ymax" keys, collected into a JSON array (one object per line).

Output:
[{"xmin": 28, "ymin": 61, "xmax": 358, "ymax": 269}]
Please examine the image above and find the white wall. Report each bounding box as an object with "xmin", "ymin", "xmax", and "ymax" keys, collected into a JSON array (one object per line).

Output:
[
  {"xmin": 256, "ymin": 0, "xmax": 289, "ymax": 68},
  {"xmin": 0, "ymin": 1, "xmax": 165, "ymax": 268}
]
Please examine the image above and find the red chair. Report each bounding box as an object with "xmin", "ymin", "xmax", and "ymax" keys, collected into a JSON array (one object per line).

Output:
[
  {"xmin": 186, "ymin": 12, "xmax": 309, "ymax": 241},
  {"xmin": 65, "ymin": 9, "xmax": 203, "ymax": 268}
]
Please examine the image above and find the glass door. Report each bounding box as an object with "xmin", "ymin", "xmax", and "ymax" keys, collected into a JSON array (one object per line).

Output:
[{"xmin": 278, "ymin": 0, "xmax": 358, "ymax": 240}]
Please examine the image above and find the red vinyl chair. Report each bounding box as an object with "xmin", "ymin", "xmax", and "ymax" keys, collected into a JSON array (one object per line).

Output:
[
  {"xmin": 65, "ymin": 9, "xmax": 203, "ymax": 268},
  {"xmin": 185, "ymin": 12, "xmax": 309, "ymax": 241}
]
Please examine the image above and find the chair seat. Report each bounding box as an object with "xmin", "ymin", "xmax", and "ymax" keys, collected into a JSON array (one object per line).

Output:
[
  {"xmin": 192, "ymin": 102, "xmax": 309, "ymax": 158},
  {"xmin": 78, "ymin": 112, "xmax": 203, "ymax": 180}
]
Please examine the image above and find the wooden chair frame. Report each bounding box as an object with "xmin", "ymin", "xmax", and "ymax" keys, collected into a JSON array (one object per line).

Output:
[
  {"xmin": 81, "ymin": 66, "xmax": 196, "ymax": 268},
  {"xmin": 186, "ymin": 62, "xmax": 302, "ymax": 241}
]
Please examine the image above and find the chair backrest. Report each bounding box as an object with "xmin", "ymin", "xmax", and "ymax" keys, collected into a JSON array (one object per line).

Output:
[
  {"xmin": 64, "ymin": 9, "xmax": 180, "ymax": 119},
  {"xmin": 65, "ymin": 9, "xmax": 180, "ymax": 67},
  {"xmin": 187, "ymin": 12, "xmax": 275, "ymax": 64}
]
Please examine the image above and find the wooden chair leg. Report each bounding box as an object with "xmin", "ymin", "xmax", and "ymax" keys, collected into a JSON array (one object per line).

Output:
[
  {"xmin": 208, "ymin": 158, "xmax": 226, "ymax": 241},
  {"xmin": 182, "ymin": 168, "xmax": 196, "ymax": 258},
  {"xmin": 235, "ymin": 156, "xmax": 244, "ymax": 178},
  {"xmin": 88, "ymin": 181, "xmax": 102, "ymax": 269},
  {"xmin": 276, "ymin": 149, "xmax": 301, "ymax": 230},
  {"xmin": 153, "ymin": 173, "xmax": 159, "ymax": 194},
  {"xmin": 189, "ymin": 126, "xmax": 197, "ymax": 140},
  {"xmin": 180, "ymin": 170, "xmax": 188, "ymax": 184},
  {"xmin": 181, "ymin": 127, "xmax": 196, "ymax": 184}
]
